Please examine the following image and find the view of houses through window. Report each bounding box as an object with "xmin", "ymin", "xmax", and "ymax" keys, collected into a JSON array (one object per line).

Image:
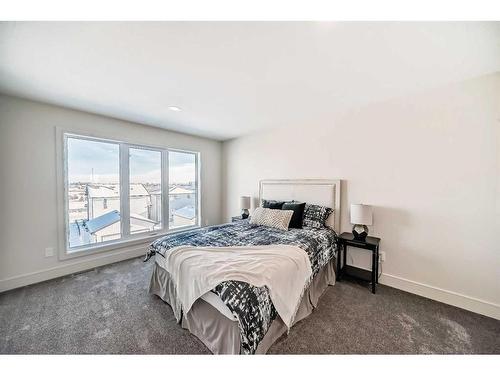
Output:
[
  {"xmin": 169, "ymin": 151, "xmax": 197, "ymax": 229},
  {"xmin": 66, "ymin": 135, "xmax": 198, "ymax": 251},
  {"xmin": 129, "ymin": 147, "xmax": 163, "ymax": 234}
]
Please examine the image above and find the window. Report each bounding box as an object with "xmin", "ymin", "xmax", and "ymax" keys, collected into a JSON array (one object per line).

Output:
[
  {"xmin": 64, "ymin": 133, "xmax": 200, "ymax": 253},
  {"xmin": 129, "ymin": 147, "xmax": 163, "ymax": 235},
  {"xmin": 67, "ymin": 137, "xmax": 122, "ymax": 248},
  {"xmin": 169, "ymin": 151, "xmax": 198, "ymax": 229}
]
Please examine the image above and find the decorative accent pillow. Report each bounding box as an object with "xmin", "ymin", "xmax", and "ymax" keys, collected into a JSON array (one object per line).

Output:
[
  {"xmin": 262, "ymin": 199, "xmax": 285, "ymax": 209},
  {"xmin": 302, "ymin": 204, "xmax": 333, "ymax": 229},
  {"xmin": 250, "ymin": 207, "xmax": 293, "ymax": 231},
  {"xmin": 281, "ymin": 202, "xmax": 306, "ymax": 229}
]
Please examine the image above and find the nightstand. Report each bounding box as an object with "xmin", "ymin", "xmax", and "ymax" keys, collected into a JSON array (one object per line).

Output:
[
  {"xmin": 337, "ymin": 232, "xmax": 381, "ymax": 294},
  {"xmin": 231, "ymin": 216, "xmax": 249, "ymax": 223}
]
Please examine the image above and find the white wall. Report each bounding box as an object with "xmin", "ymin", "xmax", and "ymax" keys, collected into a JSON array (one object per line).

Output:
[
  {"xmin": 222, "ymin": 73, "xmax": 500, "ymax": 319},
  {"xmin": 0, "ymin": 95, "xmax": 223, "ymax": 290}
]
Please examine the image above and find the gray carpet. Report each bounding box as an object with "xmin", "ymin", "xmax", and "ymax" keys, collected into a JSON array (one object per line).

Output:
[{"xmin": 1, "ymin": 257, "xmax": 498, "ymax": 354}]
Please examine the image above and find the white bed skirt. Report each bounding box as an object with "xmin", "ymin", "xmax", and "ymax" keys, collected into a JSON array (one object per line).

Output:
[{"xmin": 149, "ymin": 257, "xmax": 336, "ymax": 354}]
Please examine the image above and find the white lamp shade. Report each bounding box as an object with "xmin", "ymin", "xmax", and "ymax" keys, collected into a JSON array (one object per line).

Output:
[
  {"xmin": 240, "ymin": 196, "xmax": 251, "ymax": 209},
  {"xmin": 350, "ymin": 204, "xmax": 373, "ymax": 225}
]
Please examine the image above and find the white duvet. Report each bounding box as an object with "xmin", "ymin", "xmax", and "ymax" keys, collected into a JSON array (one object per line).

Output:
[{"xmin": 161, "ymin": 244, "xmax": 313, "ymax": 328}]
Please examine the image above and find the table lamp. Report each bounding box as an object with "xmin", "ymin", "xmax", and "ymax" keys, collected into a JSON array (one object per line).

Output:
[
  {"xmin": 350, "ymin": 204, "xmax": 373, "ymax": 240},
  {"xmin": 240, "ymin": 196, "xmax": 251, "ymax": 219}
]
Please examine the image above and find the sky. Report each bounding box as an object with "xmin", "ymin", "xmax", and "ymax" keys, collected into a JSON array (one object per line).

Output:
[{"xmin": 67, "ymin": 137, "xmax": 196, "ymax": 184}]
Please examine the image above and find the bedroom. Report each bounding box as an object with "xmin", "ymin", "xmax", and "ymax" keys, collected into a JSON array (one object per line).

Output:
[{"xmin": 1, "ymin": 1, "xmax": 499, "ymax": 373}]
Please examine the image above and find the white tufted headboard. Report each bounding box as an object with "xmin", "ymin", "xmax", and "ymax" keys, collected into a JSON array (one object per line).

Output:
[{"xmin": 259, "ymin": 179, "xmax": 341, "ymax": 232}]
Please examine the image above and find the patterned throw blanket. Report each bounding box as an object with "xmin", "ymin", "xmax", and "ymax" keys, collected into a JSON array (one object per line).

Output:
[{"xmin": 145, "ymin": 221, "xmax": 337, "ymax": 354}]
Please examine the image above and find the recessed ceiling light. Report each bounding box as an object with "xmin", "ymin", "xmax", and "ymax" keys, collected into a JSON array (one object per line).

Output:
[{"xmin": 168, "ymin": 106, "xmax": 182, "ymax": 112}]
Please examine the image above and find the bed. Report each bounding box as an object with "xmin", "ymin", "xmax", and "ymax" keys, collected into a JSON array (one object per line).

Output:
[{"xmin": 146, "ymin": 179, "xmax": 341, "ymax": 354}]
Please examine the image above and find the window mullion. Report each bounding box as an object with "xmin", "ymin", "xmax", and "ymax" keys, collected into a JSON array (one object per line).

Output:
[
  {"xmin": 195, "ymin": 153, "xmax": 201, "ymax": 227},
  {"xmin": 162, "ymin": 150, "xmax": 169, "ymax": 231},
  {"xmin": 120, "ymin": 144, "xmax": 130, "ymax": 237}
]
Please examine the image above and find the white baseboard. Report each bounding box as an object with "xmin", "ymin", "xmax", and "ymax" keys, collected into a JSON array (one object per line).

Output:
[
  {"xmin": 380, "ymin": 273, "xmax": 500, "ymax": 320},
  {"xmin": 0, "ymin": 245, "xmax": 146, "ymax": 293}
]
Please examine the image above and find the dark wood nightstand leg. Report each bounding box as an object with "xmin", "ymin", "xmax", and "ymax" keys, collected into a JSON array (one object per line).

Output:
[
  {"xmin": 343, "ymin": 243, "xmax": 347, "ymax": 279},
  {"xmin": 371, "ymin": 249, "xmax": 376, "ymax": 294},
  {"xmin": 375, "ymin": 245, "xmax": 379, "ymax": 284},
  {"xmin": 337, "ymin": 243, "xmax": 343, "ymax": 281},
  {"xmin": 336, "ymin": 245, "xmax": 341, "ymax": 281}
]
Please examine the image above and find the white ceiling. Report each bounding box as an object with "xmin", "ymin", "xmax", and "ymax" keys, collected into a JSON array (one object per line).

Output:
[{"xmin": 1, "ymin": 22, "xmax": 499, "ymax": 140}]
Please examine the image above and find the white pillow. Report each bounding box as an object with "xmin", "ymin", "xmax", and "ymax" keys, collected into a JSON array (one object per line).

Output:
[{"xmin": 250, "ymin": 207, "xmax": 293, "ymax": 231}]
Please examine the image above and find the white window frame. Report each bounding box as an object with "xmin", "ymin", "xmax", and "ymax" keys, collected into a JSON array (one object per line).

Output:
[{"xmin": 56, "ymin": 128, "xmax": 201, "ymax": 260}]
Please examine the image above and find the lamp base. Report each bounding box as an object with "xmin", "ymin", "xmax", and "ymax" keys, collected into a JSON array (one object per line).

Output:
[
  {"xmin": 241, "ymin": 209, "xmax": 249, "ymax": 219},
  {"xmin": 352, "ymin": 224, "xmax": 368, "ymax": 240}
]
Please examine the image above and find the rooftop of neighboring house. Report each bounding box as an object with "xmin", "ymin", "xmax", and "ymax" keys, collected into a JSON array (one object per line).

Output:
[
  {"xmin": 85, "ymin": 210, "xmax": 121, "ymax": 233},
  {"xmin": 173, "ymin": 205, "xmax": 195, "ymax": 220},
  {"xmin": 86, "ymin": 183, "xmax": 149, "ymax": 198},
  {"xmin": 169, "ymin": 186, "xmax": 195, "ymax": 195}
]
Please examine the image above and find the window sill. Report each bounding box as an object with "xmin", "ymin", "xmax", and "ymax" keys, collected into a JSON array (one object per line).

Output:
[{"xmin": 59, "ymin": 224, "xmax": 201, "ymax": 261}]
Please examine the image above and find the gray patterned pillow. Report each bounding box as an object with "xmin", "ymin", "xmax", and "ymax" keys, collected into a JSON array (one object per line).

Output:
[
  {"xmin": 302, "ymin": 204, "xmax": 333, "ymax": 229},
  {"xmin": 250, "ymin": 207, "xmax": 293, "ymax": 231}
]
